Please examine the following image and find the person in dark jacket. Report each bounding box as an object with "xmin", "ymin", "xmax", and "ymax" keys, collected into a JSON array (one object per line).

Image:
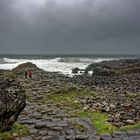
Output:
[{"xmin": 25, "ymin": 70, "xmax": 28, "ymax": 78}]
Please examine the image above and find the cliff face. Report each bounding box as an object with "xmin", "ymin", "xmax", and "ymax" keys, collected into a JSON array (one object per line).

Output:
[{"xmin": 0, "ymin": 78, "xmax": 26, "ymax": 132}]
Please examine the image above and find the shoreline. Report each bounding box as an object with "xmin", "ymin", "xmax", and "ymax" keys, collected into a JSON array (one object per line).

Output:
[{"xmin": 0, "ymin": 56, "xmax": 140, "ymax": 76}]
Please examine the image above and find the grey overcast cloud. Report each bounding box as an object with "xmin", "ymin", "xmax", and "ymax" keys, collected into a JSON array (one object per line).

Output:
[{"xmin": 0, "ymin": 0, "xmax": 140, "ymax": 54}]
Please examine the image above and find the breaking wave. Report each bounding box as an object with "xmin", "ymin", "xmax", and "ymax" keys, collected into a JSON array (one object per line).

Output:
[{"xmin": 0, "ymin": 57, "xmax": 114, "ymax": 75}]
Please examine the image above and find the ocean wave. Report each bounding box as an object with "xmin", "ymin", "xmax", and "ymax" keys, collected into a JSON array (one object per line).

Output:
[
  {"xmin": 3, "ymin": 57, "xmax": 18, "ymax": 63},
  {"xmin": 57, "ymin": 57, "xmax": 114, "ymax": 63},
  {"xmin": 57, "ymin": 57, "xmax": 83, "ymax": 63},
  {"xmin": 0, "ymin": 57, "xmax": 115, "ymax": 75},
  {"xmin": 2, "ymin": 57, "xmax": 113, "ymax": 64},
  {"xmin": 94, "ymin": 58, "xmax": 114, "ymax": 63}
]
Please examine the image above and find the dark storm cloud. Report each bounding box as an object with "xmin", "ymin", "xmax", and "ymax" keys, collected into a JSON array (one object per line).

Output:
[{"xmin": 0, "ymin": 0, "xmax": 140, "ymax": 54}]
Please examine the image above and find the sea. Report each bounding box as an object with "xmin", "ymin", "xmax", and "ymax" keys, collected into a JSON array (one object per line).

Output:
[{"xmin": 0, "ymin": 54, "xmax": 139, "ymax": 76}]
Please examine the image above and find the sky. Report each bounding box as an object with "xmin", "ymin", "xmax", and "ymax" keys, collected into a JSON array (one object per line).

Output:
[{"xmin": 0, "ymin": 0, "xmax": 140, "ymax": 54}]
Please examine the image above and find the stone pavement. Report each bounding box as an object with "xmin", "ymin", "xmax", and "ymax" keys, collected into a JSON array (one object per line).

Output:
[{"xmin": 17, "ymin": 79, "xmax": 140, "ymax": 140}]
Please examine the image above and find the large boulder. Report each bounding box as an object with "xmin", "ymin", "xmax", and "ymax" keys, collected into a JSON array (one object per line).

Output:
[
  {"xmin": 0, "ymin": 78, "xmax": 26, "ymax": 132},
  {"xmin": 72, "ymin": 67, "xmax": 80, "ymax": 74}
]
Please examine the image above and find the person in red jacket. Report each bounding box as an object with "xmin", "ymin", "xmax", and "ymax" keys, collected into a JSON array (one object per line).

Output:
[{"xmin": 28, "ymin": 70, "xmax": 32, "ymax": 79}]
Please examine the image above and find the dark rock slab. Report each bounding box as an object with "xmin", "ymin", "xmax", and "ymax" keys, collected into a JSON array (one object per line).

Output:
[{"xmin": 0, "ymin": 78, "xmax": 26, "ymax": 132}]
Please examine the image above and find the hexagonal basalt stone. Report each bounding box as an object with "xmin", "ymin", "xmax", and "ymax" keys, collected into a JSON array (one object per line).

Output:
[{"xmin": 101, "ymin": 133, "xmax": 112, "ymax": 140}]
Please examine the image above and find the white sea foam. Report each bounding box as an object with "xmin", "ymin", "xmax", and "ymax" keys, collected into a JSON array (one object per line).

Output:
[{"xmin": 0, "ymin": 57, "xmax": 113, "ymax": 75}]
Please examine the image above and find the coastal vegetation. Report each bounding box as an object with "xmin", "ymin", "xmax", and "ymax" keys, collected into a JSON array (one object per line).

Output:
[
  {"xmin": 0, "ymin": 123, "xmax": 29, "ymax": 140},
  {"xmin": 0, "ymin": 71, "xmax": 16, "ymax": 79}
]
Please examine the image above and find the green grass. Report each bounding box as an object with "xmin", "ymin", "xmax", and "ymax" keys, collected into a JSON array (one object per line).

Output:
[
  {"xmin": 41, "ymin": 91, "xmax": 116, "ymax": 134},
  {"xmin": 77, "ymin": 110, "xmax": 116, "ymax": 134},
  {"xmin": 45, "ymin": 90, "xmax": 93, "ymax": 101},
  {"xmin": 44, "ymin": 91, "xmax": 83, "ymax": 110},
  {"xmin": 0, "ymin": 123, "xmax": 29, "ymax": 140},
  {"xmin": 36, "ymin": 90, "xmax": 94, "ymax": 110},
  {"xmin": 0, "ymin": 71, "xmax": 16, "ymax": 79},
  {"xmin": 126, "ymin": 92, "xmax": 140, "ymax": 98},
  {"xmin": 119, "ymin": 122, "xmax": 140, "ymax": 131}
]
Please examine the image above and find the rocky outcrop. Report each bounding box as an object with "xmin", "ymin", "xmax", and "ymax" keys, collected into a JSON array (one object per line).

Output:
[
  {"xmin": 72, "ymin": 68, "xmax": 84, "ymax": 74},
  {"xmin": 12, "ymin": 62, "xmax": 40, "ymax": 76},
  {"xmin": 0, "ymin": 78, "xmax": 26, "ymax": 132},
  {"xmin": 71, "ymin": 59, "xmax": 140, "ymax": 94},
  {"xmin": 72, "ymin": 67, "xmax": 80, "ymax": 74},
  {"xmin": 85, "ymin": 58, "xmax": 140, "ymax": 76}
]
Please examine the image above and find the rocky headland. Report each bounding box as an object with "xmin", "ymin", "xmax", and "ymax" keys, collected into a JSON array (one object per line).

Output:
[{"xmin": 0, "ymin": 59, "xmax": 140, "ymax": 140}]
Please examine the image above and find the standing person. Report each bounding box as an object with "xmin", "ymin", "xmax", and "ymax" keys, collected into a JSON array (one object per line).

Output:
[
  {"xmin": 25, "ymin": 70, "xmax": 28, "ymax": 78},
  {"xmin": 28, "ymin": 70, "xmax": 32, "ymax": 79}
]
